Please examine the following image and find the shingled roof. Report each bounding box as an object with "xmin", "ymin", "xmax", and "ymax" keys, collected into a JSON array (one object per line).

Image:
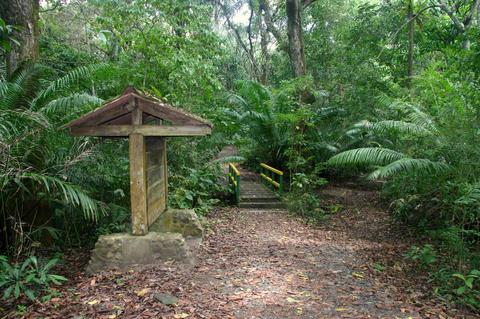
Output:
[{"xmin": 63, "ymin": 86, "xmax": 212, "ymax": 137}]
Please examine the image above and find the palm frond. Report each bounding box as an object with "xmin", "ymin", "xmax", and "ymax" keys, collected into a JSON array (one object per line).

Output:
[
  {"xmin": 40, "ymin": 93, "xmax": 104, "ymax": 115},
  {"xmin": 328, "ymin": 147, "xmax": 405, "ymax": 167},
  {"xmin": 353, "ymin": 119, "xmax": 431, "ymax": 135},
  {"xmin": 31, "ymin": 64, "xmax": 103, "ymax": 109},
  {"xmin": 17, "ymin": 172, "xmax": 105, "ymax": 221},
  {"xmin": 227, "ymin": 93, "xmax": 249, "ymax": 109},
  {"xmin": 368, "ymin": 158, "xmax": 450, "ymax": 180}
]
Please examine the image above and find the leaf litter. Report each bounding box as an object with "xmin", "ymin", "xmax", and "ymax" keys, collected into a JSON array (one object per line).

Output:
[{"xmin": 14, "ymin": 184, "xmax": 478, "ymax": 318}]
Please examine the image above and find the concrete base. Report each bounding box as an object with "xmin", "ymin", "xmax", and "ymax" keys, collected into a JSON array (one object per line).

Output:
[
  {"xmin": 86, "ymin": 232, "xmax": 194, "ymax": 273},
  {"xmin": 87, "ymin": 209, "xmax": 205, "ymax": 273},
  {"xmin": 150, "ymin": 209, "xmax": 203, "ymax": 238}
]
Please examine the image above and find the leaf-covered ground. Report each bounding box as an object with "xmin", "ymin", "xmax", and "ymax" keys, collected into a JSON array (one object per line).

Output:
[{"xmin": 14, "ymin": 185, "xmax": 477, "ymax": 318}]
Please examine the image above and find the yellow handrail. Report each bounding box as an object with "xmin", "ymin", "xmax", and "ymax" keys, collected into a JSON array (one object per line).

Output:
[
  {"xmin": 260, "ymin": 173, "xmax": 280, "ymax": 188},
  {"xmin": 229, "ymin": 163, "xmax": 240, "ymax": 176},
  {"xmin": 259, "ymin": 163, "xmax": 284, "ymax": 195},
  {"xmin": 228, "ymin": 163, "xmax": 241, "ymax": 203},
  {"xmin": 260, "ymin": 163, "xmax": 283, "ymax": 175}
]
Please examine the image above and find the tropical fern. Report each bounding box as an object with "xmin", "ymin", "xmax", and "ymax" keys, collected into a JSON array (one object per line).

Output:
[
  {"xmin": 355, "ymin": 120, "xmax": 432, "ymax": 135},
  {"xmin": 15, "ymin": 173, "xmax": 105, "ymax": 221},
  {"xmin": 30, "ymin": 64, "xmax": 104, "ymax": 110},
  {"xmin": 368, "ymin": 158, "xmax": 450, "ymax": 180},
  {"xmin": 328, "ymin": 147, "xmax": 405, "ymax": 167},
  {"xmin": 40, "ymin": 93, "xmax": 104, "ymax": 115}
]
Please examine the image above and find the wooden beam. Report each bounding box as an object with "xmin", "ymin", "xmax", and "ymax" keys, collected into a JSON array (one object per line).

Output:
[
  {"xmin": 69, "ymin": 125, "xmax": 212, "ymax": 137},
  {"xmin": 138, "ymin": 99, "xmax": 212, "ymax": 127},
  {"xmin": 132, "ymin": 99, "xmax": 142, "ymax": 125},
  {"xmin": 129, "ymin": 133, "xmax": 148, "ymax": 235},
  {"xmin": 63, "ymin": 93, "xmax": 133, "ymax": 128}
]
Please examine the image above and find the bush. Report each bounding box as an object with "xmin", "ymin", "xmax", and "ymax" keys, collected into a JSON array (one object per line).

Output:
[{"xmin": 0, "ymin": 256, "xmax": 67, "ymax": 302}]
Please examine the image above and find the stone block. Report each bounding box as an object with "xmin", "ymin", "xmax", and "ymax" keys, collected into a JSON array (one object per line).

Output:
[
  {"xmin": 150, "ymin": 209, "xmax": 203, "ymax": 238},
  {"xmin": 86, "ymin": 232, "xmax": 193, "ymax": 273}
]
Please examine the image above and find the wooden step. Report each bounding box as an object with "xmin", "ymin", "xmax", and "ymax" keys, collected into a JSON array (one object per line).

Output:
[
  {"xmin": 241, "ymin": 195, "xmax": 279, "ymax": 202},
  {"xmin": 238, "ymin": 201, "xmax": 286, "ymax": 209}
]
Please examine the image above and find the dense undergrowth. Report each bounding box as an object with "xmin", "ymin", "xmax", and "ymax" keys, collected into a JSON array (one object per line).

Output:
[{"xmin": 1, "ymin": 0, "xmax": 479, "ymax": 312}]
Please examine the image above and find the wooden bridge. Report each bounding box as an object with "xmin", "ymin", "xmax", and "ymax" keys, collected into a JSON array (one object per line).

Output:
[{"xmin": 228, "ymin": 162, "xmax": 286, "ymax": 209}]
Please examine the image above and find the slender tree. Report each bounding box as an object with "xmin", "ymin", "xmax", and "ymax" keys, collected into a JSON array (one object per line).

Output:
[
  {"xmin": 286, "ymin": 0, "xmax": 306, "ymax": 77},
  {"xmin": 0, "ymin": 0, "xmax": 40, "ymax": 77},
  {"xmin": 407, "ymin": 0, "xmax": 414, "ymax": 87}
]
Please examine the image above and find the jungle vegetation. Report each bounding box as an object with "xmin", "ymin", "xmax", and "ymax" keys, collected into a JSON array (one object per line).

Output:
[{"xmin": 1, "ymin": 0, "xmax": 479, "ymax": 310}]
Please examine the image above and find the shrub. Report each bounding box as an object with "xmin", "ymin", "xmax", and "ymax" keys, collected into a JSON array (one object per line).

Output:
[{"xmin": 0, "ymin": 256, "xmax": 67, "ymax": 302}]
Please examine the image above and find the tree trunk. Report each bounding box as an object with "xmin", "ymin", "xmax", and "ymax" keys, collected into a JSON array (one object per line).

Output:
[
  {"xmin": 286, "ymin": 0, "xmax": 306, "ymax": 77},
  {"xmin": 0, "ymin": 0, "xmax": 40, "ymax": 77},
  {"xmin": 407, "ymin": 0, "xmax": 414, "ymax": 87}
]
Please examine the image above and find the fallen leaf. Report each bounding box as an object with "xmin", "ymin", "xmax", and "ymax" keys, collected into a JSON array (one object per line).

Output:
[
  {"xmin": 173, "ymin": 313, "xmax": 189, "ymax": 318},
  {"xmin": 286, "ymin": 297, "xmax": 301, "ymax": 303},
  {"xmin": 136, "ymin": 288, "xmax": 151, "ymax": 297},
  {"xmin": 352, "ymin": 272, "xmax": 364, "ymax": 279},
  {"xmin": 87, "ymin": 299, "xmax": 100, "ymax": 305}
]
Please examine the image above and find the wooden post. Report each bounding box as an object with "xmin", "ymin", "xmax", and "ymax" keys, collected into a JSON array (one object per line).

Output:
[
  {"xmin": 129, "ymin": 104, "xmax": 148, "ymax": 235},
  {"xmin": 129, "ymin": 133, "xmax": 148, "ymax": 235},
  {"xmin": 145, "ymin": 137, "xmax": 167, "ymax": 226}
]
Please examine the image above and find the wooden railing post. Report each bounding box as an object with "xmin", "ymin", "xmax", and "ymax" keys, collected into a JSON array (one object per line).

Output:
[
  {"xmin": 236, "ymin": 174, "xmax": 240, "ymax": 204},
  {"xmin": 259, "ymin": 163, "xmax": 284, "ymax": 196},
  {"xmin": 279, "ymin": 175, "xmax": 283, "ymax": 196},
  {"xmin": 228, "ymin": 163, "xmax": 241, "ymax": 205}
]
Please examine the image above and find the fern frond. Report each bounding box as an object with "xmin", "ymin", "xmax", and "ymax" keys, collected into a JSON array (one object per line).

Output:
[
  {"xmin": 31, "ymin": 64, "xmax": 103, "ymax": 109},
  {"xmin": 353, "ymin": 119, "xmax": 431, "ymax": 135},
  {"xmin": 372, "ymin": 120, "xmax": 431, "ymax": 135},
  {"xmin": 328, "ymin": 147, "xmax": 405, "ymax": 167},
  {"xmin": 18, "ymin": 172, "xmax": 105, "ymax": 221},
  {"xmin": 227, "ymin": 93, "xmax": 249, "ymax": 109},
  {"xmin": 455, "ymin": 183, "xmax": 480, "ymax": 206},
  {"xmin": 368, "ymin": 158, "xmax": 450, "ymax": 180},
  {"xmin": 40, "ymin": 93, "xmax": 104, "ymax": 115}
]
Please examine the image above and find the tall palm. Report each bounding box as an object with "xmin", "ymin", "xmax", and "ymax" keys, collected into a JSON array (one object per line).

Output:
[
  {"xmin": 328, "ymin": 97, "xmax": 448, "ymax": 179},
  {"xmin": 225, "ymin": 80, "xmax": 290, "ymax": 166}
]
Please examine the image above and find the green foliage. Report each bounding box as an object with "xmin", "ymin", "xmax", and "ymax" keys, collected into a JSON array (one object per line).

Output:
[
  {"xmin": 0, "ymin": 256, "xmax": 67, "ymax": 302},
  {"xmin": 286, "ymin": 171, "xmax": 328, "ymax": 223},
  {"xmin": 0, "ymin": 64, "xmax": 107, "ymax": 255},
  {"xmin": 451, "ymin": 270, "xmax": 480, "ymax": 310},
  {"xmin": 405, "ymin": 244, "xmax": 437, "ymax": 268},
  {"xmin": 169, "ymin": 165, "xmax": 224, "ymax": 215}
]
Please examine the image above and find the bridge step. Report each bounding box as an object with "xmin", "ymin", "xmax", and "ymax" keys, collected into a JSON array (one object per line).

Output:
[{"xmin": 239, "ymin": 201, "xmax": 286, "ymax": 209}]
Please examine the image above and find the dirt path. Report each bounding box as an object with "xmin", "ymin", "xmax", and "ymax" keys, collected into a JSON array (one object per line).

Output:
[{"xmin": 23, "ymin": 185, "xmax": 475, "ymax": 319}]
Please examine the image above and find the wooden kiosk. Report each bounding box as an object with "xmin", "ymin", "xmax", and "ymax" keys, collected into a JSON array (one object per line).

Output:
[{"xmin": 64, "ymin": 86, "xmax": 212, "ymax": 236}]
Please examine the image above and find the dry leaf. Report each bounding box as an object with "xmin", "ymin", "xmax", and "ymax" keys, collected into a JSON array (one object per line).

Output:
[{"xmin": 135, "ymin": 288, "xmax": 151, "ymax": 297}]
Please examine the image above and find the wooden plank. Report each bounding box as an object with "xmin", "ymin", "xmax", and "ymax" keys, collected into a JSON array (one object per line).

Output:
[
  {"xmin": 129, "ymin": 133, "xmax": 148, "ymax": 235},
  {"xmin": 132, "ymin": 100, "xmax": 142, "ymax": 125},
  {"xmin": 63, "ymin": 93, "xmax": 133, "ymax": 128},
  {"xmin": 69, "ymin": 125, "xmax": 211, "ymax": 137},
  {"xmin": 162, "ymin": 137, "xmax": 168, "ymax": 214},
  {"xmin": 146, "ymin": 138, "xmax": 167, "ymax": 226},
  {"xmin": 138, "ymin": 99, "xmax": 212, "ymax": 127}
]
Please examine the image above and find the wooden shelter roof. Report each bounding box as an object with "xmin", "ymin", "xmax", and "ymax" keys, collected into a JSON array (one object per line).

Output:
[{"xmin": 63, "ymin": 86, "xmax": 212, "ymax": 137}]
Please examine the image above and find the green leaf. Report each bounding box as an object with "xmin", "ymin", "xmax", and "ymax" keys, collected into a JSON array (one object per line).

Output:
[
  {"xmin": 24, "ymin": 289, "xmax": 36, "ymax": 301},
  {"xmin": 328, "ymin": 147, "xmax": 405, "ymax": 167},
  {"xmin": 368, "ymin": 158, "xmax": 449, "ymax": 180},
  {"xmin": 3, "ymin": 285, "xmax": 13, "ymax": 299},
  {"xmin": 465, "ymin": 277, "xmax": 474, "ymax": 289},
  {"xmin": 456, "ymin": 286, "xmax": 466, "ymax": 295}
]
